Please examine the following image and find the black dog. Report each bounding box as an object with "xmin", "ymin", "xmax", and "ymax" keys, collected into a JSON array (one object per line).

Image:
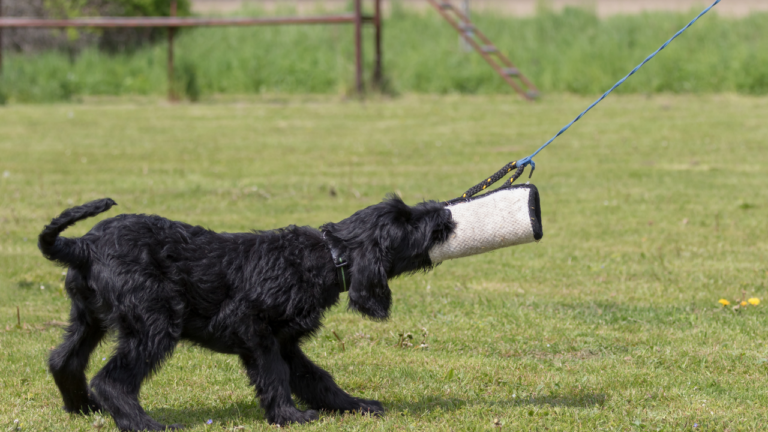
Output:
[{"xmin": 39, "ymin": 196, "xmax": 455, "ymax": 431}]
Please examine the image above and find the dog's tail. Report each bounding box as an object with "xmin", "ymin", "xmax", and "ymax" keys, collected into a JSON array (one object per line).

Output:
[{"xmin": 38, "ymin": 198, "xmax": 117, "ymax": 266}]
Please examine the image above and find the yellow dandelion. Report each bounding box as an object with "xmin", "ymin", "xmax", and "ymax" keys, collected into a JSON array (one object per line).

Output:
[
  {"xmin": 740, "ymin": 301, "xmax": 748, "ymax": 307},
  {"xmin": 718, "ymin": 299, "xmax": 730, "ymax": 306},
  {"xmin": 748, "ymin": 298, "xmax": 760, "ymax": 306}
]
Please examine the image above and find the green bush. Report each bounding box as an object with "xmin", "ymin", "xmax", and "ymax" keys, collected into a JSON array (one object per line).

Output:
[
  {"xmin": 43, "ymin": 0, "xmax": 191, "ymax": 18},
  {"xmin": 112, "ymin": 0, "xmax": 191, "ymax": 18},
  {"xmin": 40, "ymin": 0, "xmax": 192, "ymax": 52},
  {"xmin": 96, "ymin": 0, "xmax": 192, "ymax": 52}
]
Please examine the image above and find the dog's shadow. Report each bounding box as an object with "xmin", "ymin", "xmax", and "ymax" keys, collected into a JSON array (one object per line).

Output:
[
  {"xmin": 148, "ymin": 402, "xmax": 265, "ymax": 428},
  {"xmin": 394, "ymin": 390, "xmax": 606, "ymax": 414},
  {"xmin": 146, "ymin": 391, "xmax": 605, "ymax": 427}
]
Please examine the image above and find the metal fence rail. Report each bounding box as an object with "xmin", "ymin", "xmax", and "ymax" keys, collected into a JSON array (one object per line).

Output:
[
  {"xmin": 0, "ymin": 15, "xmax": 371, "ymax": 27},
  {"xmin": 0, "ymin": 0, "xmax": 382, "ymax": 98}
]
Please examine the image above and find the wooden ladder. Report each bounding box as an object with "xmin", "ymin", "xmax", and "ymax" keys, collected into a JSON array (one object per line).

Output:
[{"xmin": 426, "ymin": 0, "xmax": 539, "ymax": 100}]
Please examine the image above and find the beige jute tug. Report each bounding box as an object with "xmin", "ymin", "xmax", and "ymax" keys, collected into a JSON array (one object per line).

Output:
[{"xmin": 430, "ymin": 184, "xmax": 543, "ymax": 263}]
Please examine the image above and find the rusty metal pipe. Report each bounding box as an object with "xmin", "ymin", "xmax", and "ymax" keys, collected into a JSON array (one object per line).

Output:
[
  {"xmin": 425, "ymin": 0, "xmax": 533, "ymax": 100},
  {"xmin": 373, "ymin": 0, "xmax": 382, "ymax": 88},
  {"xmin": 0, "ymin": 15, "xmax": 363, "ymax": 28},
  {"xmin": 0, "ymin": 9, "xmax": 379, "ymax": 92},
  {"xmin": 168, "ymin": 0, "xmax": 177, "ymax": 101},
  {"xmin": 354, "ymin": 0, "xmax": 363, "ymax": 95}
]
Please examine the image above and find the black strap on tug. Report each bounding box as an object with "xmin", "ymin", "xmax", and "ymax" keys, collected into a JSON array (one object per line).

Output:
[{"xmin": 445, "ymin": 160, "xmax": 532, "ymax": 205}]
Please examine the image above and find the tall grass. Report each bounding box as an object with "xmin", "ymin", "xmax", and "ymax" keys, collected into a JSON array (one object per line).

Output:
[{"xmin": 1, "ymin": 6, "xmax": 767, "ymax": 102}]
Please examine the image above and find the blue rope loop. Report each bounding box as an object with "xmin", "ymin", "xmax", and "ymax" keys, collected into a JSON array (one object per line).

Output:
[{"xmin": 516, "ymin": 0, "xmax": 721, "ymax": 173}]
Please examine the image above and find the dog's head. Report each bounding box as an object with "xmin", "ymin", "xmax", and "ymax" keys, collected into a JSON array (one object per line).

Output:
[{"xmin": 321, "ymin": 196, "xmax": 455, "ymax": 319}]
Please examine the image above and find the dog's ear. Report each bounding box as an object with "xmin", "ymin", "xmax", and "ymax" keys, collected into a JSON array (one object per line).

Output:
[
  {"xmin": 324, "ymin": 195, "xmax": 444, "ymax": 320},
  {"xmin": 347, "ymin": 245, "xmax": 391, "ymax": 320},
  {"xmin": 346, "ymin": 197, "xmax": 415, "ymax": 320}
]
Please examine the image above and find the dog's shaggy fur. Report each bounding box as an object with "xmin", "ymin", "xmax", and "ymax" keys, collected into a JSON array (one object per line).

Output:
[{"xmin": 38, "ymin": 197, "xmax": 455, "ymax": 431}]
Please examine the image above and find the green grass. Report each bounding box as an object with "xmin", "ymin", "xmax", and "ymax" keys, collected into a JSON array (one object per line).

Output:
[
  {"xmin": 2, "ymin": 6, "xmax": 768, "ymax": 102},
  {"xmin": 1, "ymin": 93, "xmax": 767, "ymax": 431}
]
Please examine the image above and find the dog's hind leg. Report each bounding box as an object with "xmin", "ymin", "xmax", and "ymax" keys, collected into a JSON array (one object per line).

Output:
[
  {"xmin": 238, "ymin": 331, "xmax": 319, "ymax": 426},
  {"xmin": 89, "ymin": 300, "xmax": 183, "ymax": 432},
  {"xmin": 281, "ymin": 342, "xmax": 384, "ymax": 416},
  {"xmin": 49, "ymin": 299, "xmax": 106, "ymax": 414}
]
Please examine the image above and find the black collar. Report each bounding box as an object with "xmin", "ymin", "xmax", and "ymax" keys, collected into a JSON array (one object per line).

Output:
[{"xmin": 323, "ymin": 233, "xmax": 350, "ymax": 292}]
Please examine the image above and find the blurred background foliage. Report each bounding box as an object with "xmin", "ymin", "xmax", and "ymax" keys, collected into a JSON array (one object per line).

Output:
[
  {"xmin": 0, "ymin": 2, "xmax": 766, "ymax": 101},
  {"xmin": 2, "ymin": 0, "xmax": 191, "ymax": 53}
]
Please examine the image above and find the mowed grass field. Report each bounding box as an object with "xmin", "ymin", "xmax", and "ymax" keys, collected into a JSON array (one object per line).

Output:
[{"xmin": 1, "ymin": 94, "xmax": 767, "ymax": 431}]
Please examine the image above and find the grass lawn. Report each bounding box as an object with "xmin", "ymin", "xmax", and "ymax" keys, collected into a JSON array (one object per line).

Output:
[{"xmin": 1, "ymin": 93, "xmax": 767, "ymax": 431}]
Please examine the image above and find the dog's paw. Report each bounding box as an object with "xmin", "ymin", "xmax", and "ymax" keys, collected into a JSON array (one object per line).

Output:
[
  {"xmin": 62, "ymin": 397, "xmax": 102, "ymax": 415},
  {"xmin": 85, "ymin": 392, "xmax": 104, "ymax": 413},
  {"xmin": 301, "ymin": 409, "xmax": 320, "ymax": 423},
  {"xmin": 354, "ymin": 398, "xmax": 385, "ymax": 416},
  {"xmin": 269, "ymin": 408, "xmax": 319, "ymax": 426}
]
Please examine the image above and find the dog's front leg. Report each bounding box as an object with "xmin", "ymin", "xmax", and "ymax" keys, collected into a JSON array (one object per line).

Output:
[
  {"xmin": 281, "ymin": 342, "xmax": 385, "ymax": 416},
  {"xmin": 240, "ymin": 336, "xmax": 319, "ymax": 426}
]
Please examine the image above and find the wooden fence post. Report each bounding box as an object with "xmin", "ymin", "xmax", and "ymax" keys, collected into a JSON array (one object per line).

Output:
[
  {"xmin": 354, "ymin": 0, "xmax": 363, "ymax": 94},
  {"xmin": 168, "ymin": 0, "xmax": 177, "ymax": 100},
  {"xmin": 373, "ymin": 0, "xmax": 382, "ymax": 89}
]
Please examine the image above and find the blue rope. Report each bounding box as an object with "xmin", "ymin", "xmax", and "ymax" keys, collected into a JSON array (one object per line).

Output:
[{"xmin": 516, "ymin": 0, "xmax": 722, "ymax": 175}]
